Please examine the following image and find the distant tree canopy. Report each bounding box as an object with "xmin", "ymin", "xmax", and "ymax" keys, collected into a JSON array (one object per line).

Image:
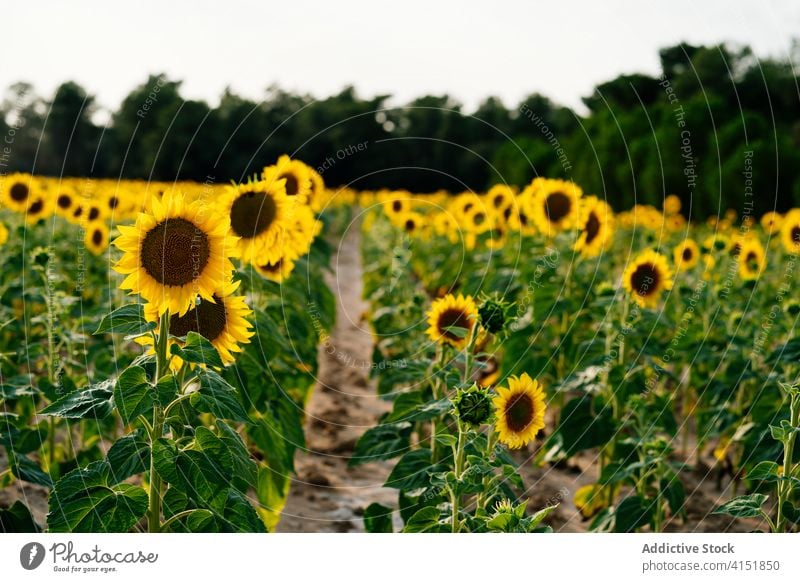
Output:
[{"xmin": 2, "ymin": 42, "xmax": 798, "ymax": 217}]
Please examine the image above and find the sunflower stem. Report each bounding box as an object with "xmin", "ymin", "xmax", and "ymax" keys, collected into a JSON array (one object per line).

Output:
[
  {"xmin": 147, "ymin": 309, "xmax": 171, "ymax": 533},
  {"xmin": 450, "ymin": 418, "xmax": 467, "ymax": 533},
  {"xmin": 776, "ymin": 388, "xmax": 800, "ymax": 533}
]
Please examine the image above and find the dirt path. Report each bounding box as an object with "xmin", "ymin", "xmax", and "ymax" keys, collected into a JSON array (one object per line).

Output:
[{"xmin": 277, "ymin": 223, "xmax": 395, "ymax": 532}]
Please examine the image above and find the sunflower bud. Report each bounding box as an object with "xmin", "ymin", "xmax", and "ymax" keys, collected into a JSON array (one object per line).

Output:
[
  {"xmin": 785, "ymin": 301, "xmax": 800, "ymax": 316},
  {"xmin": 478, "ymin": 294, "xmax": 513, "ymax": 335},
  {"xmin": 453, "ymin": 384, "xmax": 493, "ymax": 427}
]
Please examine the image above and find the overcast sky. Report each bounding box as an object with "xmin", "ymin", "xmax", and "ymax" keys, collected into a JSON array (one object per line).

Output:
[{"xmin": 1, "ymin": 0, "xmax": 797, "ymax": 115}]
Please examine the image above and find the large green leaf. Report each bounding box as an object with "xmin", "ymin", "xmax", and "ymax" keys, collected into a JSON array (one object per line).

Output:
[
  {"xmin": 713, "ymin": 494, "xmax": 768, "ymax": 518},
  {"xmin": 106, "ymin": 432, "xmax": 150, "ymax": 482},
  {"xmin": 191, "ymin": 370, "xmax": 249, "ymax": 422},
  {"xmin": 113, "ymin": 366, "xmax": 154, "ymax": 425},
  {"xmin": 47, "ymin": 461, "xmax": 148, "ymax": 532},
  {"xmin": 94, "ymin": 303, "xmax": 155, "ymax": 338},
  {"xmin": 350, "ymin": 422, "xmax": 413, "ymax": 466},
  {"xmin": 40, "ymin": 379, "xmax": 114, "ymax": 419},
  {"xmin": 170, "ymin": 332, "xmax": 224, "ymax": 369},
  {"xmin": 364, "ymin": 503, "xmax": 393, "ymax": 532},
  {"xmin": 0, "ymin": 501, "xmax": 41, "ymax": 533}
]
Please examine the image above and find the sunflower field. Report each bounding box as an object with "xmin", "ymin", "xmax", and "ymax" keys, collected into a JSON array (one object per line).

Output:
[{"xmin": 1, "ymin": 166, "xmax": 799, "ymax": 534}]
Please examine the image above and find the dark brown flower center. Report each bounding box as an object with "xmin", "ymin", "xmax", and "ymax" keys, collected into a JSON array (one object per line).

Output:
[
  {"xmin": 746, "ymin": 252, "xmax": 759, "ymax": 269},
  {"xmin": 230, "ymin": 191, "xmax": 277, "ymax": 238},
  {"xmin": 169, "ymin": 293, "xmax": 227, "ymax": 342},
  {"xmin": 472, "ymin": 212, "xmax": 486, "ymax": 226},
  {"xmin": 505, "ymin": 392, "xmax": 534, "ymax": 433},
  {"xmin": 10, "ymin": 182, "xmax": 28, "ymax": 202},
  {"xmin": 57, "ymin": 194, "xmax": 72, "ymax": 209},
  {"xmin": 88, "ymin": 207, "xmax": 100, "ymax": 221},
  {"xmin": 259, "ymin": 259, "xmax": 282, "ymax": 273},
  {"xmin": 631, "ymin": 263, "xmax": 659, "ymax": 297},
  {"xmin": 92, "ymin": 229, "xmax": 103, "ymax": 246},
  {"xmin": 437, "ymin": 308, "xmax": 472, "ymax": 340},
  {"xmin": 140, "ymin": 217, "xmax": 210, "ymax": 287},
  {"xmin": 28, "ymin": 199, "xmax": 44, "ymax": 214},
  {"xmin": 682, "ymin": 247, "xmax": 693, "ymax": 261},
  {"xmin": 791, "ymin": 226, "xmax": 800, "ymax": 245},
  {"xmin": 392, "ymin": 200, "xmax": 402, "ymax": 212},
  {"xmin": 493, "ymin": 194, "xmax": 505, "ymax": 208},
  {"xmin": 404, "ymin": 219, "xmax": 416, "ymax": 232},
  {"xmin": 544, "ymin": 192, "xmax": 571, "ymax": 222},
  {"xmin": 584, "ymin": 211, "xmax": 601, "ymax": 244},
  {"xmin": 282, "ymin": 173, "xmax": 299, "ymax": 196},
  {"xmin": 108, "ymin": 196, "xmax": 119, "ymax": 209}
]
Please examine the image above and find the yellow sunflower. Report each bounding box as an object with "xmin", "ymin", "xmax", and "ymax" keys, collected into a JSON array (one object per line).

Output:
[
  {"xmin": 738, "ymin": 238, "xmax": 766, "ymax": 280},
  {"xmin": 141, "ymin": 279, "xmax": 254, "ymax": 367},
  {"xmin": 426, "ymin": 293, "xmax": 478, "ymax": 349},
  {"xmin": 663, "ymin": 194, "xmax": 682, "ymax": 215},
  {"xmin": 493, "ymin": 373, "xmax": 546, "ymax": 449},
  {"xmin": 673, "ymin": 239, "xmax": 700, "ymax": 271},
  {"xmin": 25, "ymin": 191, "xmax": 53, "ymax": 224},
  {"xmin": 384, "ymin": 192, "xmax": 414, "ymax": 220},
  {"xmin": 0, "ymin": 173, "xmax": 36, "ymax": 213},
  {"xmin": 53, "ymin": 186, "xmax": 78, "ymax": 219},
  {"xmin": 574, "ymin": 196, "xmax": 614, "ymax": 258},
  {"xmin": 263, "ymin": 155, "xmax": 312, "ymax": 204},
  {"xmin": 84, "ymin": 222, "xmax": 109, "ymax": 256},
  {"xmin": 218, "ymin": 179, "xmax": 290, "ymax": 265},
  {"xmin": 254, "ymin": 257, "xmax": 295, "ymax": 283},
  {"xmin": 760, "ymin": 211, "xmax": 782, "ymax": 235},
  {"xmin": 486, "ymin": 184, "xmax": 514, "ymax": 215},
  {"xmin": 0, "ymin": 222, "xmax": 8, "ymax": 246},
  {"xmin": 622, "ymin": 249, "xmax": 674, "ymax": 308},
  {"xmin": 113, "ymin": 190, "xmax": 238, "ymax": 316},
  {"xmin": 780, "ymin": 210, "xmax": 800, "ymax": 254},
  {"xmin": 308, "ymin": 167, "xmax": 325, "ymax": 212},
  {"xmin": 525, "ymin": 178, "xmax": 582, "ymax": 236}
]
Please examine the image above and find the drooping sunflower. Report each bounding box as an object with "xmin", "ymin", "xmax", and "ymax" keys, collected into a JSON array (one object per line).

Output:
[
  {"xmin": 218, "ymin": 179, "xmax": 289, "ymax": 265},
  {"xmin": 0, "ymin": 173, "xmax": 36, "ymax": 213},
  {"xmin": 673, "ymin": 239, "xmax": 700, "ymax": 271},
  {"xmin": 574, "ymin": 196, "xmax": 614, "ymax": 258},
  {"xmin": 780, "ymin": 210, "xmax": 800, "ymax": 255},
  {"xmin": 114, "ymin": 190, "xmax": 238, "ymax": 316},
  {"xmin": 738, "ymin": 238, "xmax": 766, "ymax": 280},
  {"xmin": 263, "ymin": 155, "xmax": 312, "ymax": 204},
  {"xmin": 493, "ymin": 373, "xmax": 546, "ymax": 449},
  {"xmin": 622, "ymin": 249, "xmax": 674, "ymax": 308},
  {"xmin": 425, "ymin": 293, "xmax": 478, "ymax": 349},
  {"xmin": 84, "ymin": 222, "xmax": 109, "ymax": 256},
  {"xmin": 141, "ymin": 279, "xmax": 254, "ymax": 367},
  {"xmin": 525, "ymin": 178, "xmax": 582, "ymax": 236}
]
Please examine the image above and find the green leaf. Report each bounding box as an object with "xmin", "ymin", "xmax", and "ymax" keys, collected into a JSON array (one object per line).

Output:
[
  {"xmin": 364, "ymin": 503, "xmax": 393, "ymax": 532},
  {"xmin": 47, "ymin": 461, "xmax": 148, "ymax": 532},
  {"xmin": 384, "ymin": 392, "xmax": 451, "ymax": 424},
  {"xmin": 748, "ymin": 461, "xmax": 781, "ymax": 483},
  {"xmin": 384, "ymin": 449, "xmax": 435, "ymax": 491},
  {"xmin": 0, "ymin": 501, "xmax": 41, "ymax": 533},
  {"xmin": 713, "ymin": 494, "xmax": 769, "ymax": 518},
  {"xmin": 8, "ymin": 452, "xmax": 52, "ymax": 488},
  {"xmin": 191, "ymin": 370, "xmax": 249, "ymax": 422},
  {"xmin": 527, "ymin": 504, "xmax": 558, "ymax": 530},
  {"xmin": 113, "ymin": 366, "xmax": 154, "ymax": 425},
  {"xmin": 403, "ymin": 506, "xmax": 442, "ymax": 533},
  {"xmin": 350, "ymin": 422, "xmax": 413, "ymax": 466},
  {"xmin": 106, "ymin": 433, "xmax": 150, "ymax": 482},
  {"xmin": 40, "ymin": 380, "xmax": 114, "ymax": 419},
  {"xmin": 170, "ymin": 332, "xmax": 224, "ymax": 369},
  {"xmin": 614, "ymin": 495, "xmax": 652, "ymax": 532},
  {"xmin": 547, "ymin": 395, "xmax": 615, "ymax": 457},
  {"xmin": 94, "ymin": 303, "xmax": 156, "ymax": 338}
]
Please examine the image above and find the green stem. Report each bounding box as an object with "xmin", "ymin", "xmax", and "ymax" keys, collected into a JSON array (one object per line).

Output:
[
  {"xmin": 147, "ymin": 310, "xmax": 171, "ymax": 533},
  {"xmin": 776, "ymin": 391, "xmax": 799, "ymax": 532},
  {"xmin": 160, "ymin": 509, "xmax": 198, "ymax": 532},
  {"xmin": 450, "ymin": 419, "xmax": 467, "ymax": 533}
]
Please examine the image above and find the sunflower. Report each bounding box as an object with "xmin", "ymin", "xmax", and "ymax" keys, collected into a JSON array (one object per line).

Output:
[
  {"xmin": 263, "ymin": 155, "xmax": 312, "ymax": 204},
  {"xmin": 425, "ymin": 293, "xmax": 478, "ymax": 349},
  {"xmin": 702, "ymin": 233, "xmax": 731, "ymax": 253},
  {"xmin": 0, "ymin": 173, "xmax": 36, "ymax": 213},
  {"xmin": 254, "ymin": 257, "xmax": 295, "ymax": 283},
  {"xmin": 0, "ymin": 222, "xmax": 8, "ymax": 246},
  {"xmin": 141, "ymin": 279, "xmax": 254, "ymax": 367},
  {"xmin": 114, "ymin": 190, "xmax": 238, "ymax": 316},
  {"xmin": 308, "ymin": 167, "xmax": 325, "ymax": 212},
  {"xmin": 663, "ymin": 194, "xmax": 682, "ymax": 215},
  {"xmin": 622, "ymin": 249, "xmax": 674, "ymax": 308},
  {"xmin": 760, "ymin": 211, "xmax": 782, "ymax": 235},
  {"xmin": 25, "ymin": 191, "xmax": 53, "ymax": 224},
  {"xmin": 384, "ymin": 192, "xmax": 413, "ymax": 220},
  {"xmin": 574, "ymin": 196, "xmax": 614, "ymax": 258},
  {"xmin": 525, "ymin": 178, "xmax": 582, "ymax": 236},
  {"xmin": 738, "ymin": 238, "xmax": 766, "ymax": 280},
  {"xmin": 673, "ymin": 239, "xmax": 700, "ymax": 271},
  {"xmin": 53, "ymin": 186, "xmax": 78, "ymax": 219},
  {"xmin": 486, "ymin": 184, "xmax": 514, "ymax": 214},
  {"xmin": 493, "ymin": 373, "xmax": 546, "ymax": 449},
  {"xmin": 85, "ymin": 222, "xmax": 110, "ymax": 256},
  {"xmin": 464, "ymin": 205, "xmax": 493, "ymax": 234},
  {"xmin": 396, "ymin": 211, "xmax": 425, "ymax": 236},
  {"xmin": 218, "ymin": 179, "xmax": 289, "ymax": 265},
  {"xmin": 780, "ymin": 210, "xmax": 800, "ymax": 255}
]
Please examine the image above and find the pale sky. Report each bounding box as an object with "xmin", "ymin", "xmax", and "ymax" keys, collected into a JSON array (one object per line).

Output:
[{"xmin": 1, "ymin": 0, "xmax": 798, "ymax": 115}]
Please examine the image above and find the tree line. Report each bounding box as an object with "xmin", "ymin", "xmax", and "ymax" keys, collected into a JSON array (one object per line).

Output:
[{"xmin": 1, "ymin": 42, "xmax": 798, "ymax": 216}]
